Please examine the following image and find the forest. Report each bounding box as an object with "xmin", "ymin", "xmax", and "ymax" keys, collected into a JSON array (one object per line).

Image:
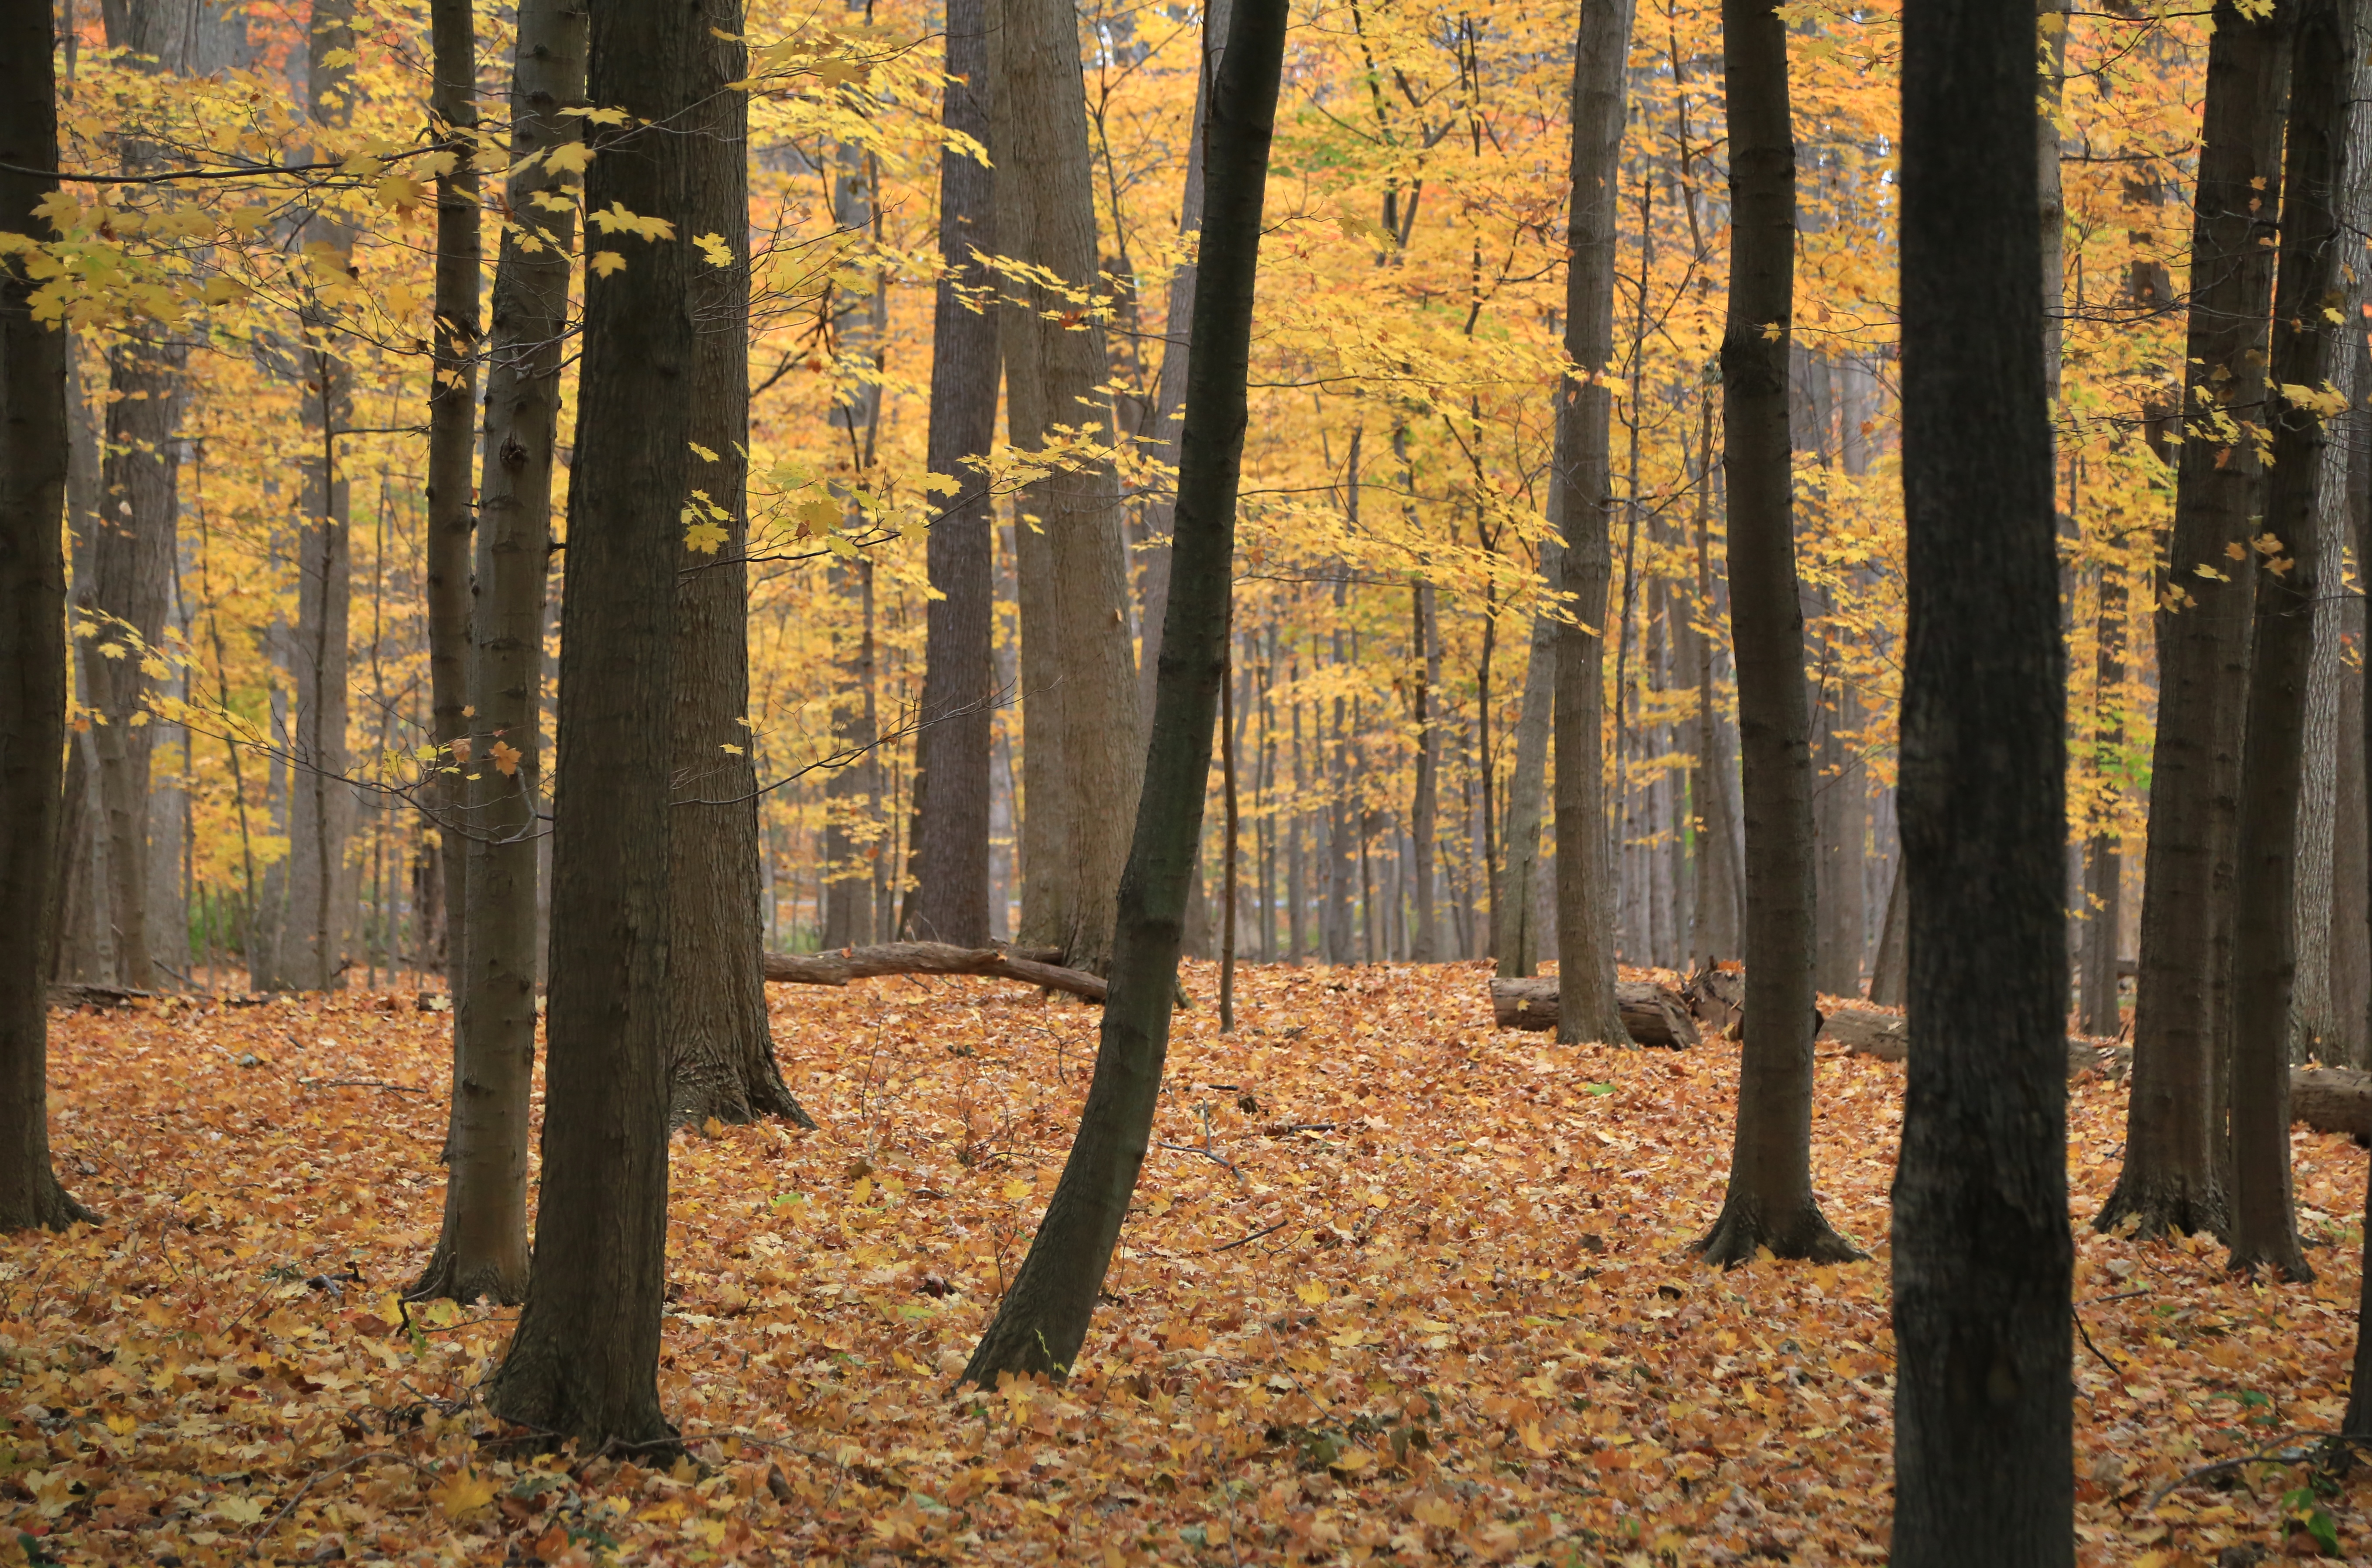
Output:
[{"xmin": 2, "ymin": 0, "xmax": 2371, "ymax": 1557}]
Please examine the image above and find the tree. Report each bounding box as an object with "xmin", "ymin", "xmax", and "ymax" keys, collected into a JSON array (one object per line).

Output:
[
  {"xmin": 901, "ymin": 0, "xmax": 1000, "ymax": 947},
  {"xmin": 484, "ymin": 0, "xmax": 696, "ymax": 1449},
  {"xmin": 0, "ymin": 0, "xmax": 92, "ymax": 1234},
  {"xmin": 1888, "ymin": 0, "xmax": 2073, "ymax": 1554},
  {"xmin": 411, "ymin": 0, "xmax": 586, "ymax": 1307},
  {"xmin": 1694, "ymin": 0, "xmax": 1858, "ymax": 1265},
  {"xmin": 2226, "ymin": 0, "xmax": 2348, "ymax": 1283},
  {"xmin": 1494, "ymin": 533, "xmax": 1557, "ymax": 979},
  {"xmin": 996, "ymin": 0, "xmax": 1147, "ymax": 973},
  {"xmin": 1547, "ymin": 0, "xmax": 1636, "ymax": 1048},
  {"xmin": 962, "ymin": 0, "xmax": 1287, "ymax": 1385},
  {"xmin": 666, "ymin": 0, "xmax": 810, "ymax": 1130},
  {"xmin": 2097, "ymin": 0, "xmax": 2288, "ymax": 1242}
]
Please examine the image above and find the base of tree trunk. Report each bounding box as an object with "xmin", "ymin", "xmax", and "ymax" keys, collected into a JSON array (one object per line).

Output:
[
  {"xmin": 0, "ymin": 1176, "xmax": 94, "ymax": 1233},
  {"xmin": 2226, "ymin": 1235, "xmax": 2314, "ymax": 1284},
  {"xmin": 1690, "ymin": 1191, "xmax": 1864, "ymax": 1266},
  {"xmin": 486, "ymin": 1345, "xmax": 680, "ymax": 1460},
  {"xmin": 2091, "ymin": 1167, "xmax": 2228, "ymax": 1244},
  {"xmin": 668, "ymin": 1030, "xmax": 815, "ymax": 1131},
  {"xmin": 1486, "ymin": 977, "xmax": 1700, "ymax": 1047},
  {"xmin": 406, "ymin": 1241, "xmax": 526, "ymax": 1308},
  {"xmin": 764, "ymin": 942, "xmax": 1109, "ymax": 1004}
]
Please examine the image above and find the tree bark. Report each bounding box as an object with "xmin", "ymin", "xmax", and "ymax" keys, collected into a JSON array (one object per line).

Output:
[
  {"xmin": 2225, "ymin": 0, "xmax": 2343, "ymax": 1284},
  {"xmin": 0, "ymin": 0, "xmax": 93, "ymax": 1232},
  {"xmin": 1890, "ymin": 0, "xmax": 2073, "ymax": 1551},
  {"xmin": 666, "ymin": 0, "xmax": 806, "ymax": 1131},
  {"xmin": 484, "ymin": 0, "xmax": 694, "ymax": 1450},
  {"xmin": 962, "ymin": 0, "xmax": 1283, "ymax": 1383},
  {"xmin": 995, "ymin": 0, "xmax": 1146, "ymax": 974},
  {"xmin": 1409, "ymin": 581, "xmax": 1438, "ymax": 961},
  {"xmin": 903, "ymin": 0, "xmax": 1000, "ymax": 946},
  {"xmin": 411, "ymin": 0, "xmax": 586, "ymax": 1307},
  {"xmin": 2098, "ymin": 0, "xmax": 2287, "ymax": 1241},
  {"xmin": 1494, "ymin": 536, "xmax": 1556, "ymax": 979},
  {"xmin": 1691, "ymin": 440, "xmax": 1745, "ymax": 967},
  {"xmin": 1696, "ymin": 0, "xmax": 1855, "ymax": 1264},
  {"xmin": 2080, "ymin": 565, "xmax": 2127, "ymax": 1038},
  {"xmin": 1812, "ymin": 682, "xmax": 1864, "ymax": 995},
  {"xmin": 1548, "ymin": 0, "xmax": 1635, "ymax": 1048}
]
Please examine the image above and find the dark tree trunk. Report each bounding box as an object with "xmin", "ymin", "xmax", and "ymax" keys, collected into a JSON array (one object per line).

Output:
[
  {"xmin": 423, "ymin": 0, "xmax": 479, "ymax": 1011},
  {"xmin": 0, "ymin": 0, "xmax": 92, "ymax": 1233},
  {"xmin": 485, "ymin": 0, "xmax": 694, "ymax": 1450},
  {"xmin": 2080, "ymin": 574, "xmax": 2126, "ymax": 1037},
  {"xmin": 666, "ymin": 0, "xmax": 808, "ymax": 1131},
  {"xmin": 2100, "ymin": 0, "xmax": 2288, "ymax": 1241},
  {"xmin": 902, "ymin": 0, "xmax": 999, "ymax": 947},
  {"xmin": 1548, "ymin": 0, "xmax": 1635, "ymax": 1046},
  {"xmin": 1890, "ymin": 0, "xmax": 2073, "ymax": 1552},
  {"xmin": 412, "ymin": 0, "xmax": 586, "ymax": 1307},
  {"xmin": 1695, "ymin": 0, "xmax": 1856, "ymax": 1264},
  {"xmin": 2226, "ymin": 0, "xmax": 2344, "ymax": 1282},
  {"xmin": 961, "ymin": 0, "xmax": 1285, "ymax": 1384},
  {"xmin": 1410, "ymin": 581, "xmax": 1438, "ymax": 961}
]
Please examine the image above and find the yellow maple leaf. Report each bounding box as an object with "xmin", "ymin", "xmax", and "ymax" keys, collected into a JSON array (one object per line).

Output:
[
  {"xmin": 685, "ymin": 519, "xmax": 729, "ymax": 554},
  {"xmin": 589, "ymin": 251, "xmax": 626, "ymax": 278},
  {"xmin": 489, "ymin": 739, "xmax": 522, "ymax": 776},
  {"xmin": 431, "ymin": 1466, "xmax": 497, "ymax": 1521},
  {"xmin": 545, "ymin": 140, "xmax": 593, "ymax": 175}
]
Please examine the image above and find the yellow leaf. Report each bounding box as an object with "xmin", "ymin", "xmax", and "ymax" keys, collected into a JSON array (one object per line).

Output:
[
  {"xmin": 1295, "ymin": 1280, "xmax": 1329, "ymax": 1305},
  {"xmin": 1329, "ymin": 1445, "xmax": 1375, "ymax": 1473},
  {"xmin": 589, "ymin": 250, "xmax": 626, "ymax": 278},
  {"xmin": 375, "ymin": 173, "xmax": 427, "ymax": 212},
  {"xmin": 431, "ymin": 1468, "xmax": 497, "ymax": 1521},
  {"xmin": 694, "ymin": 231, "xmax": 736, "ymax": 268},
  {"xmin": 546, "ymin": 141, "xmax": 594, "ymax": 175},
  {"xmin": 1412, "ymin": 1495, "xmax": 1461, "ymax": 1528},
  {"xmin": 636, "ymin": 1498, "xmax": 688, "ymax": 1524},
  {"xmin": 794, "ymin": 495, "xmax": 840, "ymax": 538},
  {"xmin": 685, "ymin": 519, "xmax": 729, "ymax": 554},
  {"xmin": 489, "ymin": 739, "xmax": 522, "ymax": 776},
  {"xmin": 2224, "ymin": 540, "xmax": 2248, "ymax": 560},
  {"xmin": 103, "ymin": 1413, "xmax": 135, "ymax": 1436},
  {"xmin": 561, "ymin": 104, "xmax": 630, "ymax": 126},
  {"xmin": 720, "ymin": 742, "xmax": 744, "ymax": 754},
  {"xmin": 211, "ymin": 1495, "xmax": 268, "ymax": 1524},
  {"xmin": 689, "ymin": 440, "xmax": 718, "ymax": 462},
  {"xmin": 702, "ymin": 1115, "xmax": 726, "ymax": 1137}
]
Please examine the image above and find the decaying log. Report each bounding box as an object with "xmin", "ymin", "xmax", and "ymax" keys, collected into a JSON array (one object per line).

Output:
[
  {"xmin": 762, "ymin": 942, "xmax": 1108, "ymax": 1004},
  {"xmin": 48, "ymin": 983, "xmax": 153, "ymax": 1010},
  {"xmin": 1488, "ymin": 978, "xmax": 1701, "ymax": 1048},
  {"xmin": 1817, "ymin": 1006, "xmax": 2132, "ymax": 1080},
  {"xmin": 2292, "ymin": 1067, "xmax": 2372, "ymax": 1141}
]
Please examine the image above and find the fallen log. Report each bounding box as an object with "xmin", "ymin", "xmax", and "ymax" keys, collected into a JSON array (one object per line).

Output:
[
  {"xmin": 1487, "ymin": 978, "xmax": 1701, "ymax": 1049},
  {"xmin": 1817, "ymin": 1006, "xmax": 2131, "ymax": 1080},
  {"xmin": 762, "ymin": 942, "xmax": 1108, "ymax": 1005},
  {"xmin": 2292, "ymin": 1067, "xmax": 2372, "ymax": 1141}
]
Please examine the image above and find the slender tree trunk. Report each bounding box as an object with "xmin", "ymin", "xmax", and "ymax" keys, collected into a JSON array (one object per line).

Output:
[
  {"xmin": 412, "ymin": 0, "xmax": 585, "ymax": 1308},
  {"xmin": 2080, "ymin": 560, "xmax": 2127, "ymax": 1037},
  {"xmin": 997, "ymin": 0, "xmax": 1146, "ymax": 973},
  {"xmin": 2099, "ymin": 0, "xmax": 2287, "ymax": 1241},
  {"xmin": 485, "ymin": 0, "xmax": 695, "ymax": 1449},
  {"xmin": 823, "ymin": 557, "xmax": 879, "ymax": 946},
  {"xmin": 1410, "ymin": 581, "xmax": 1438, "ymax": 961},
  {"xmin": 0, "ymin": 0, "xmax": 93, "ymax": 1232},
  {"xmin": 1548, "ymin": 0, "xmax": 1635, "ymax": 1047},
  {"xmin": 962, "ymin": 0, "xmax": 1284, "ymax": 1383},
  {"xmin": 666, "ymin": 0, "xmax": 807, "ymax": 1130},
  {"xmin": 903, "ymin": 0, "xmax": 999, "ymax": 946},
  {"xmin": 1890, "ymin": 0, "xmax": 2072, "ymax": 1551},
  {"xmin": 1692, "ymin": 420, "xmax": 1744, "ymax": 966},
  {"xmin": 1495, "ymin": 537, "xmax": 1556, "ymax": 978},
  {"xmin": 2225, "ymin": 0, "xmax": 2344, "ymax": 1283},
  {"xmin": 1696, "ymin": 0, "xmax": 1856, "ymax": 1264},
  {"xmin": 1812, "ymin": 682, "xmax": 1864, "ymax": 995},
  {"xmin": 1220, "ymin": 649, "xmax": 1239, "ymax": 1028}
]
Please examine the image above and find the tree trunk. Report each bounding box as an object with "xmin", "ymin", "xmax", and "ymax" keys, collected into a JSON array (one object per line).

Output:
[
  {"xmin": 995, "ymin": 0, "xmax": 1146, "ymax": 973},
  {"xmin": 666, "ymin": 0, "xmax": 806, "ymax": 1131},
  {"xmin": 2225, "ymin": 0, "xmax": 2344, "ymax": 1283},
  {"xmin": 822, "ymin": 557, "xmax": 879, "ymax": 947},
  {"xmin": 1495, "ymin": 535, "xmax": 1556, "ymax": 979},
  {"xmin": 1696, "ymin": 0, "xmax": 1856, "ymax": 1264},
  {"xmin": 1890, "ymin": 0, "xmax": 2073, "ymax": 1551},
  {"xmin": 1410, "ymin": 581, "xmax": 1438, "ymax": 961},
  {"xmin": 2098, "ymin": 0, "xmax": 2288, "ymax": 1241},
  {"xmin": 410, "ymin": 0, "xmax": 586, "ymax": 1307},
  {"xmin": 0, "ymin": 0, "xmax": 92, "ymax": 1232},
  {"xmin": 1812, "ymin": 682, "xmax": 1864, "ymax": 996},
  {"xmin": 902, "ymin": 0, "xmax": 999, "ymax": 946},
  {"xmin": 1869, "ymin": 853, "xmax": 1907, "ymax": 1007},
  {"xmin": 484, "ymin": 0, "xmax": 694, "ymax": 1450},
  {"xmin": 2334, "ymin": 637, "xmax": 2370, "ymax": 1067},
  {"xmin": 1691, "ymin": 432, "xmax": 1745, "ymax": 967},
  {"xmin": 961, "ymin": 0, "xmax": 1283, "ymax": 1384},
  {"xmin": 1548, "ymin": 0, "xmax": 1635, "ymax": 1048},
  {"xmin": 2080, "ymin": 564, "xmax": 2127, "ymax": 1037},
  {"xmin": 423, "ymin": 0, "xmax": 478, "ymax": 1011}
]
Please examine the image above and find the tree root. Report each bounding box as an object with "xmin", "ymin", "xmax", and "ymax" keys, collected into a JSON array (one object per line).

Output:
[
  {"xmin": 1690, "ymin": 1193, "xmax": 1866, "ymax": 1267},
  {"xmin": 2092, "ymin": 1171, "xmax": 2227, "ymax": 1243}
]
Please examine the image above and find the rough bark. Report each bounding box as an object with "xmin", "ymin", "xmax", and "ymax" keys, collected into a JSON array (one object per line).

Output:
[
  {"xmin": 1691, "ymin": 463, "xmax": 1745, "ymax": 966},
  {"xmin": 411, "ymin": 0, "xmax": 585, "ymax": 1308},
  {"xmin": 2225, "ymin": 0, "xmax": 2342, "ymax": 1283},
  {"xmin": 1812, "ymin": 682, "xmax": 1864, "ymax": 995},
  {"xmin": 996, "ymin": 0, "xmax": 1146, "ymax": 973},
  {"xmin": 1696, "ymin": 0, "xmax": 1855, "ymax": 1265},
  {"xmin": 1486, "ymin": 977, "xmax": 1700, "ymax": 1048},
  {"xmin": 763, "ymin": 942, "xmax": 1107, "ymax": 1002},
  {"xmin": 666, "ymin": 0, "xmax": 806, "ymax": 1131},
  {"xmin": 1547, "ymin": 0, "xmax": 1635, "ymax": 1048},
  {"xmin": 902, "ymin": 0, "xmax": 999, "ymax": 946},
  {"xmin": 1408, "ymin": 581, "xmax": 1439, "ymax": 961},
  {"xmin": 484, "ymin": 0, "xmax": 694, "ymax": 1451},
  {"xmin": 1494, "ymin": 536, "xmax": 1556, "ymax": 979},
  {"xmin": 2080, "ymin": 565, "xmax": 2127, "ymax": 1038},
  {"xmin": 2098, "ymin": 0, "xmax": 2287, "ymax": 1242},
  {"xmin": 1870, "ymin": 854, "xmax": 1907, "ymax": 1007},
  {"xmin": 1890, "ymin": 0, "xmax": 2073, "ymax": 1549},
  {"xmin": 961, "ymin": 0, "xmax": 1282, "ymax": 1384},
  {"xmin": 822, "ymin": 557, "xmax": 879, "ymax": 947},
  {"xmin": 0, "ymin": 0, "xmax": 93, "ymax": 1233}
]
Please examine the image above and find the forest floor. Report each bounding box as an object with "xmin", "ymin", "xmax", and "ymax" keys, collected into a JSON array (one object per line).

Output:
[{"xmin": 2, "ymin": 960, "xmax": 2369, "ymax": 1567}]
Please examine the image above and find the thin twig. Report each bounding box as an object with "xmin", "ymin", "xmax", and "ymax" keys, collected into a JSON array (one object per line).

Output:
[
  {"xmin": 2140, "ymin": 1429, "xmax": 2371, "ymax": 1511},
  {"xmin": 1212, "ymin": 1219, "xmax": 1291, "ymax": 1254}
]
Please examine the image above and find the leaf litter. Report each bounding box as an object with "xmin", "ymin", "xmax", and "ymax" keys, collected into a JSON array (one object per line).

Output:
[{"xmin": 3, "ymin": 960, "xmax": 2369, "ymax": 1565}]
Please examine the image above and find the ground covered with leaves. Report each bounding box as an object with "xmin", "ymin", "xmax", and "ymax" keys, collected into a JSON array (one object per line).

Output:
[{"xmin": 3, "ymin": 961, "xmax": 2370, "ymax": 1566}]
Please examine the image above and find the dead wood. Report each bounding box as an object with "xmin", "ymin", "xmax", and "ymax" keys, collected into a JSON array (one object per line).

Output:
[
  {"xmin": 1816, "ymin": 1005, "xmax": 2132, "ymax": 1080},
  {"xmin": 762, "ymin": 942, "xmax": 1108, "ymax": 1004},
  {"xmin": 1488, "ymin": 977, "xmax": 1701, "ymax": 1048},
  {"xmin": 2291, "ymin": 1067, "xmax": 2372, "ymax": 1142}
]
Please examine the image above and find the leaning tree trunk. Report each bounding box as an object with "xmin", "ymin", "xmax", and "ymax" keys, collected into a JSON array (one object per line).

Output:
[
  {"xmin": 1547, "ymin": 0, "xmax": 1636, "ymax": 1048},
  {"xmin": 1695, "ymin": 0, "xmax": 1858, "ymax": 1265},
  {"xmin": 1890, "ymin": 0, "xmax": 2074, "ymax": 1554},
  {"xmin": 2098, "ymin": 0, "xmax": 2288, "ymax": 1242},
  {"xmin": 961, "ymin": 0, "xmax": 1286, "ymax": 1386},
  {"xmin": 996, "ymin": 0, "xmax": 1147, "ymax": 973},
  {"xmin": 2226, "ymin": 0, "xmax": 2345, "ymax": 1284},
  {"xmin": 665, "ymin": 0, "xmax": 810, "ymax": 1131},
  {"xmin": 901, "ymin": 0, "xmax": 1000, "ymax": 947},
  {"xmin": 484, "ymin": 0, "xmax": 694, "ymax": 1451},
  {"xmin": 411, "ymin": 0, "xmax": 586, "ymax": 1308},
  {"xmin": 0, "ymin": 0, "xmax": 93, "ymax": 1233},
  {"xmin": 422, "ymin": 0, "xmax": 480, "ymax": 1009},
  {"xmin": 1495, "ymin": 535, "xmax": 1557, "ymax": 979}
]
